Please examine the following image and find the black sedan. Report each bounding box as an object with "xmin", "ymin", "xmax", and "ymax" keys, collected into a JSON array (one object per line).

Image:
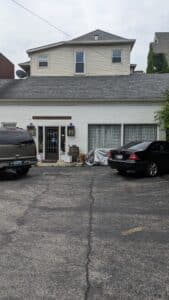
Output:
[{"xmin": 108, "ymin": 141, "xmax": 169, "ymax": 177}]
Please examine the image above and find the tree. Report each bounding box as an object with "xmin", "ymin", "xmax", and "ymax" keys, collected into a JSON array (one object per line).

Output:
[
  {"xmin": 154, "ymin": 53, "xmax": 169, "ymax": 73},
  {"xmin": 147, "ymin": 45, "xmax": 155, "ymax": 73},
  {"xmin": 155, "ymin": 90, "xmax": 169, "ymax": 141},
  {"xmin": 147, "ymin": 45, "xmax": 169, "ymax": 73}
]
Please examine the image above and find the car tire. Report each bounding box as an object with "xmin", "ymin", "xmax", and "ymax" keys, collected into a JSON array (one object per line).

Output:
[
  {"xmin": 15, "ymin": 166, "xmax": 30, "ymax": 176},
  {"xmin": 146, "ymin": 162, "xmax": 158, "ymax": 177},
  {"xmin": 117, "ymin": 169, "xmax": 126, "ymax": 176}
]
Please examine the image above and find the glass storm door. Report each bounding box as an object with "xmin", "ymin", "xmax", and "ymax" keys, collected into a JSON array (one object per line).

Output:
[{"xmin": 45, "ymin": 127, "xmax": 59, "ymax": 160}]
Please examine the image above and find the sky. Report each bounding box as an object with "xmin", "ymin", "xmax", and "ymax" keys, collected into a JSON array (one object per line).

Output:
[{"xmin": 0, "ymin": 0, "xmax": 169, "ymax": 73}]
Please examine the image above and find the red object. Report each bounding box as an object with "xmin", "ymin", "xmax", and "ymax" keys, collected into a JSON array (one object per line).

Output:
[
  {"xmin": 0, "ymin": 53, "xmax": 14, "ymax": 79},
  {"xmin": 107, "ymin": 151, "xmax": 112, "ymax": 158},
  {"xmin": 129, "ymin": 153, "xmax": 140, "ymax": 161}
]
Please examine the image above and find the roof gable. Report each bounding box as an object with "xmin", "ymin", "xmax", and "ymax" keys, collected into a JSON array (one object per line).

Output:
[
  {"xmin": 27, "ymin": 29, "xmax": 135, "ymax": 54},
  {"xmin": 71, "ymin": 29, "xmax": 128, "ymax": 42}
]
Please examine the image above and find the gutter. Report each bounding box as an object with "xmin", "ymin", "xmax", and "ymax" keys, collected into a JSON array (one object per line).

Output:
[
  {"xmin": 0, "ymin": 98, "xmax": 165, "ymax": 105},
  {"xmin": 27, "ymin": 40, "xmax": 136, "ymax": 54}
]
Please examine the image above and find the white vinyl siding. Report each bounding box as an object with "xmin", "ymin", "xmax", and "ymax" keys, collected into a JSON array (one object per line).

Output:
[
  {"xmin": 88, "ymin": 125, "xmax": 121, "ymax": 151},
  {"xmin": 30, "ymin": 44, "xmax": 130, "ymax": 76},
  {"xmin": 124, "ymin": 124, "xmax": 157, "ymax": 144}
]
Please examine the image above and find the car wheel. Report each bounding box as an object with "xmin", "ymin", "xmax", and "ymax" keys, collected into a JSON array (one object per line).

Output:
[
  {"xmin": 15, "ymin": 166, "xmax": 30, "ymax": 176},
  {"xmin": 146, "ymin": 162, "xmax": 158, "ymax": 177}
]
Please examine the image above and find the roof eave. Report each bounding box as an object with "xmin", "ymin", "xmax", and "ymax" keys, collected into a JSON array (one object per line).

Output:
[
  {"xmin": 0, "ymin": 98, "xmax": 164, "ymax": 104},
  {"xmin": 0, "ymin": 53, "xmax": 14, "ymax": 66},
  {"xmin": 66, "ymin": 39, "xmax": 136, "ymax": 45},
  {"xmin": 18, "ymin": 61, "xmax": 30, "ymax": 67},
  {"xmin": 27, "ymin": 39, "xmax": 136, "ymax": 54},
  {"xmin": 27, "ymin": 42, "xmax": 65, "ymax": 54}
]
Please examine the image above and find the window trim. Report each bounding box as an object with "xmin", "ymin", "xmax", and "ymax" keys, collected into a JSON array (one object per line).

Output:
[
  {"xmin": 38, "ymin": 126, "xmax": 43, "ymax": 154},
  {"xmin": 74, "ymin": 50, "xmax": 85, "ymax": 75},
  {"xmin": 112, "ymin": 49, "xmax": 122, "ymax": 63},
  {"xmin": 38, "ymin": 55, "xmax": 48, "ymax": 68}
]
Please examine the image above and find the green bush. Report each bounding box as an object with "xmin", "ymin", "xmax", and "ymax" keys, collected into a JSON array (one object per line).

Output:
[{"xmin": 147, "ymin": 45, "xmax": 169, "ymax": 73}]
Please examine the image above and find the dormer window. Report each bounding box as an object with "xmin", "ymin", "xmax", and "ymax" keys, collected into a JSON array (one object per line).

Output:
[
  {"xmin": 112, "ymin": 50, "xmax": 122, "ymax": 63},
  {"xmin": 38, "ymin": 55, "xmax": 48, "ymax": 67},
  {"xmin": 75, "ymin": 51, "xmax": 85, "ymax": 74}
]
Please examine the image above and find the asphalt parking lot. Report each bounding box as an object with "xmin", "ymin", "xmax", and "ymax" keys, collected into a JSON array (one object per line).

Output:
[{"xmin": 0, "ymin": 166, "xmax": 169, "ymax": 300}]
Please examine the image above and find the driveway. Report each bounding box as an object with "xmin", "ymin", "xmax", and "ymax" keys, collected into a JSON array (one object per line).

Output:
[{"xmin": 0, "ymin": 167, "xmax": 169, "ymax": 300}]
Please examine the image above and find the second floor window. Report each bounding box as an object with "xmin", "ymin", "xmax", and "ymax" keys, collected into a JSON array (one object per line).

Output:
[
  {"xmin": 38, "ymin": 55, "xmax": 48, "ymax": 67},
  {"xmin": 112, "ymin": 50, "xmax": 122, "ymax": 63},
  {"xmin": 75, "ymin": 51, "xmax": 84, "ymax": 73}
]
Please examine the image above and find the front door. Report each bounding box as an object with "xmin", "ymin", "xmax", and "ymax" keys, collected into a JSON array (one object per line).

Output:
[{"xmin": 45, "ymin": 127, "xmax": 59, "ymax": 160}]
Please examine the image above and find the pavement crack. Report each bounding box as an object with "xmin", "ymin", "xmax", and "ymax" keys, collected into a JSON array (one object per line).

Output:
[{"xmin": 84, "ymin": 177, "xmax": 95, "ymax": 300}]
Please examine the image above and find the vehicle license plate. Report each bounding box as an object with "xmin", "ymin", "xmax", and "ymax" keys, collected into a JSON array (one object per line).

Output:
[
  {"xmin": 115, "ymin": 154, "xmax": 123, "ymax": 160},
  {"xmin": 11, "ymin": 160, "xmax": 22, "ymax": 166}
]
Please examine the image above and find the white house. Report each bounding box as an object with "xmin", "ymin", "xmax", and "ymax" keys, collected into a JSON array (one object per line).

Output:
[{"xmin": 0, "ymin": 29, "xmax": 169, "ymax": 161}]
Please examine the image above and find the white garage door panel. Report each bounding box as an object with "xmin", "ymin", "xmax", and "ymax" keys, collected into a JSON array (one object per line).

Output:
[
  {"xmin": 124, "ymin": 125, "xmax": 157, "ymax": 144},
  {"xmin": 88, "ymin": 125, "xmax": 121, "ymax": 151}
]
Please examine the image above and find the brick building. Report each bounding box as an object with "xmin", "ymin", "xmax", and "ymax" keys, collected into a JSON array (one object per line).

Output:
[{"xmin": 0, "ymin": 53, "xmax": 14, "ymax": 79}]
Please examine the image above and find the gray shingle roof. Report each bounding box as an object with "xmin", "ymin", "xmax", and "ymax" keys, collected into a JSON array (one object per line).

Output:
[
  {"xmin": 27, "ymin": 42, "xmax": 64, "ymax": 54},
  {"xmin": 27, "ymin": 29, "xmax": 135, "ymax": 54},
  {"xmin": 0, "ymin": 74, "xmax": 169, "ymax": 101},
  {"xmin": 71, "ymin": 29, "xmax": 128, "ymax": 42},
  {"xmin": 0, "ymin": 79, "xmax": 12, "ymax": 90}
]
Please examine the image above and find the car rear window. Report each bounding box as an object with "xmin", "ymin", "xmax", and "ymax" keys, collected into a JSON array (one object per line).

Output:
[
  {"xmin": 128, "ymin": 141, "xmax": 151, "ymax": 151},
  {"xmin": 0, "ymin": 130, "xmax": 34, "ymax": 145},
  {"xmin": 120, "ymin": 141, "xmax": 142, "ymax": 150}
]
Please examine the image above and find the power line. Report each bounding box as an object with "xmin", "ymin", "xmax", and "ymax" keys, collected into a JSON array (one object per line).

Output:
[
  {"xmin": 10, "ymin": 0, "xmax": 71, "ymax": 38},
  {"xmin": 10, "ymin": 0, "xmax": 129, "ymax": 73}
]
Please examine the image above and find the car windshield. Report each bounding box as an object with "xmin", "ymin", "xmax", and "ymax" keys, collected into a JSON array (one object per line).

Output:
[{"xmin": 128, "ymin": 141, "xmax": 151, "ymax": 151}]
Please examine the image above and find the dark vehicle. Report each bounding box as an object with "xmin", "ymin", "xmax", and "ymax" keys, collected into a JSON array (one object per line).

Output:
[
  {"xmin": 108, "ymin": 141, "xmax": 169, "ymax": 177},
  {"xmin": 0, "ymin": 128, "xmax": 37, "ymax": 175}
]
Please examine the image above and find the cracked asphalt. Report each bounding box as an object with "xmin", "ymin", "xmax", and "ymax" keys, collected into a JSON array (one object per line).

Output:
[{"xmin": 0, "ymin": 166, "xmax": 169, "ymax": 300}]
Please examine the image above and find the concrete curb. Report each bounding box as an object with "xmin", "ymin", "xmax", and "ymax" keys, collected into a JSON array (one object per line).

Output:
[{"xmin": 37, "ymin": 161, "xmax": 84, "ymax": 167}]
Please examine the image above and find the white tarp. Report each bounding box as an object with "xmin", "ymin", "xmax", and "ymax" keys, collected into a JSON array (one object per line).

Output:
[{"xmin": 86, "ymin": 148, "xmax": 113, "ymax": 166}]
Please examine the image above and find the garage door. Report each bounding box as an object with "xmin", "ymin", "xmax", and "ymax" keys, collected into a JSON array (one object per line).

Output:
[
  {"xmin": 124, "ymin": 125, "xmax": 157, "ymax": 144},
  {"xmin": 88, "ymin": 125, "xmax": 121, "ymax": 151}
]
